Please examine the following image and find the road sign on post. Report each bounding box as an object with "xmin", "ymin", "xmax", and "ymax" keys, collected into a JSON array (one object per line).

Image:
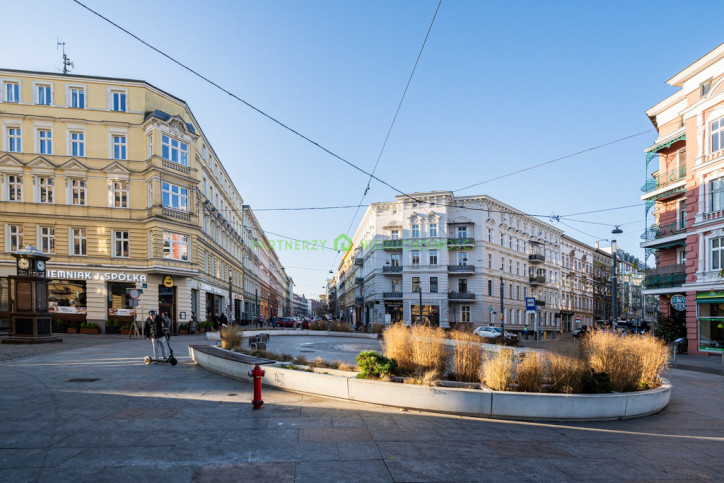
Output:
[{"xmin": 526, "ymin": 297, "xmax": 536, "ymax": 313}]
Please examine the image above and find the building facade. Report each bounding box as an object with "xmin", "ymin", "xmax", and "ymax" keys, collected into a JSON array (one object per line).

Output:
[
  {"xmin": 0, "ymin": 69, "xmax": 288, "ymax": 331},
  {"xmin": 641, "ymin": 44, "xmax": 724, "ymax": 354},
  {"xmin": 333, "ymin": 191, "xmax": 604, "ymax": 331}
]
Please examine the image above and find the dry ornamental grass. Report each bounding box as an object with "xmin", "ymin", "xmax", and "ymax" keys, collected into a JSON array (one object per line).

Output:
[
  {"xmin": 450, "ymin": 330, "xmax": 482, "ymax": 382},
  {"xmin": 220, "ymin": 326, "xmax": 244, "ymax": 350}
]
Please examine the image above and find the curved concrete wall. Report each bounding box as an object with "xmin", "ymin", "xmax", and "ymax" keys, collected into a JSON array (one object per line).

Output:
[{"xmin": 189, "ymin": 345, "xmax": 671, "ymax": 421}]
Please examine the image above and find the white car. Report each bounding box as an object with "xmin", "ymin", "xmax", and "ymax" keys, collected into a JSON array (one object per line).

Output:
[{"xmin": 473, "ymin": 326, "xmax": 518, "ymax": 342}]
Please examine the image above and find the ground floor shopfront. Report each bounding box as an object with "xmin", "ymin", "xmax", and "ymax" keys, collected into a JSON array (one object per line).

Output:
[{"xmin": 0, "ymin": 264, "xmax": 241, "ymax": 334}]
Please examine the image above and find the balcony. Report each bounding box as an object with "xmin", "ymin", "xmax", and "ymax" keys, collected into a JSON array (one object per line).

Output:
[
  {"xmin": 447, "ymin": 237, "xmax": 474, "ymax": 249},
  {"xmin": 641, "ymin": 166, "xmax": 686, "ymax": 194},
  {"xmin": 381, "ymin": 239, "xmax": 403, "ymax": 250},
  {"xmin": 645, "ymin": 263, "xmax": 686, "ymax": 289},
  {"xmin": 354, "ymin": 256, "xmax": 364, "ymax": 266},
  {"xmin": 383, "ymin": 292, "xmax": 403, "ymax": 299},
  {"xmin": 529, "ymin": 253, "xmax": 545, "ymax": 263},
  {"xmin": 640, "ymin": 220, "xmax": 686, "ymax": 241},
  {"xmin": 529, "ymin": 275, "xmax": 545, "ymax": 286},
  {"xmin": 382, "ymin": 265, "xmax": 403, "ymax": 274},
  {"xmin": 448, "ymin": 291, "xmax": 475, "ymax": 301},
  {"xmin": 355, "ymin": 296, "xmax": 364, "ymax": 304},
  {"xmin": 355, "ymin": 277, "xmax": 364, "ymax": 285},
  {"xmin": 448, "ymin": 264, "xmax": 475, "ymax": 273}
]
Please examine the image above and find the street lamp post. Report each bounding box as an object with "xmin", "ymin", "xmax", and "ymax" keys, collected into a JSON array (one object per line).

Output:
[
  {"xmin": 499, "ymin": 275, "xmax": 505, "ymax": 338},
  {"xmin": 611, "ymin": 226, "xmax": 623, "ymax": 327},
  {"xmin": 228, "ymin": 270, "xmax": 233, "ymax": 325}
]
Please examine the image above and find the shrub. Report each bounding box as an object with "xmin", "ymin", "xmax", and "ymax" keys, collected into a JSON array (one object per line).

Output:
[
  {"xmin": 382, "ymin": 324, "xmax": 414, "ymax": 373},
  {"xmin": 409, "ymin": 325, "xmax": 447, "ymax": 377},
  {"xmin": 515, "ymin": 353, "xmax": 544, "ymax": 392},
  {"xmin": 582, "ymin": 331, "xmax": 669, "ymax": 392},
  {"xmin": 356, "ymin": 351, "xmax": 397, "ymax": 379},
  {"xmin": 220, "ymin": 326, "xmax": 243, "ymax": 350},
  {"xmin": 481, "ymin": 350, "xmax": 514, "ymax": 391},
  {"xmin": 294, "ymin": 355, "xmax": 308, "ymax": 365},
  {"xmin": 310, "ymin": 320, "xmax": 328, "ymax": 331},
  {"xmin": 330, "ymin": 321, "xmax": 350, "ymax": 332},
  {"xmin": 451, "ymin": 330, "xmax": 482, "ymax": 382},
  {"xmin": 546, "ymin": 353, "xmax": 586, "ymax": 394}
]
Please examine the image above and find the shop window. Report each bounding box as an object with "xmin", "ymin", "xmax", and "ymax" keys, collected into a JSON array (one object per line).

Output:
[
  {"xmin": 698, "ymin": 302, "xmax": 724, "ymax": 351},
  {"xmin": 107, "ymin": 282, "xmax": 135, "ymax": 318},
  {"xmin": 48, "ymin": 280, "xmax": 87, "ymax": 315}
]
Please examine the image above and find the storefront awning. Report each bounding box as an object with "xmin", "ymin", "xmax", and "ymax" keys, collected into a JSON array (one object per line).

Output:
[{"xmin": 697, "ymin": 298, "xmax": 724, "ymax": 304}]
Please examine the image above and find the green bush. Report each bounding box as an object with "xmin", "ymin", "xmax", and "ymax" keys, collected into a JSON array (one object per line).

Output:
[
  {"xmin": 356, "ymin": 351, "xmax": 397, "ymax": 379},
  {"xmin": 580, "ymin": 369, "xmax": 612, "ymax": 394}
]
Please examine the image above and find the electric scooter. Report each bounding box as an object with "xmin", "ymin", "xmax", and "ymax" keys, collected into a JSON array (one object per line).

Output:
[{"xmin": 144, "ymin": 332, "xmax": 177, "ymax": 365}]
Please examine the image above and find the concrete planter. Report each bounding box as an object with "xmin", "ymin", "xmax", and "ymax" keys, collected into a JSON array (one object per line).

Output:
[{"xmin": 189, "ymin": 345, "xmax": 671, "ymax": 421}]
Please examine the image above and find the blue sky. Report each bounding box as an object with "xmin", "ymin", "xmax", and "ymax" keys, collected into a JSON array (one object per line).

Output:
[{"xmin": 5, "ymin": 0, "xmax": 724, "ymax": 298}]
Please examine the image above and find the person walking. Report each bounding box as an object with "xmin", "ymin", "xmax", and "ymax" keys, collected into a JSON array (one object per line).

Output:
[
  {"xmin": 524, "ymin": 324, "xmax": 529, "ymax": 340},
  {"xmin": 144, "ymin": 311, "xmax": 168, "ymax": 361},
  {"xmin": 160, "ymin": 311, "xmax": 172, "ymax": 337}
]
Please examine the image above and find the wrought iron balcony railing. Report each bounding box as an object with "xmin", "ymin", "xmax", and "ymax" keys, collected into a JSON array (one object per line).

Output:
[
  {"xmin": 448, "ymin": 291, "xmax": 475, "ymax": 300},
  {"xmin": 644, "ymin": 272, "xmax": 686, "ymax": 288},
  {"xmin": 641, "ymin": 166, "xmax": 686, "ymax": 193},
  {"xmin": 448, "ymin": 264, "xmax": 475, "ymax": 273},
  {"xmin": 355, "ymin": 296, "xmax": 364, "ymax": 304},
  {"xmin": 528, "ymin": 253, "xmax": 545, "ymax": 263},
  {"xmin": 383, "ymin": 292, "xmax": 403, "ymax": 299},
  {"xmin": 382, "ymin": 265, "xmax": 403, "ymax": 273},
  {"xmin": 641, "ymin": 219, "xmax": 686, "ymax": 241},
  {"xmin": 354, "ymin": 257, "xmax": 364, "ymax": 266},
  {"xmin": 382, "ymin": 239, "xmax": 403, "ymax": 250},
  {"xmin": 528, "ymin": 275, "xmax": 545, "ymax": 285},
  {"xmin": 355, "ymin": 277, "xmax": 364, "ymax": 284}
]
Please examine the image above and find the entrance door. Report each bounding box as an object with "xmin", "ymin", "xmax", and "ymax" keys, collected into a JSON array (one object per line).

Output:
[{"xmin": 158, "ymin": 286, "xmax": 176, "ymax": 333}]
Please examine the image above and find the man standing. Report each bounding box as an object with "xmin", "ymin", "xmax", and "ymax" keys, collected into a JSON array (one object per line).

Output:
[
  {"xmin": 144, "ymin": 311, "xmax": 168, "ymax": 361},
  {"xmin": 524, "ymin": 324, "xmax": 529, "ymax": 340}
]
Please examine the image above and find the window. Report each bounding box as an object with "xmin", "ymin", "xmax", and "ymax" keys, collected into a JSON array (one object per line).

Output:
[
  {"xmin": 509, "ymin": 284, "xmax": 513, "ymax": 299},
  {"xmin": 458, "ymin": 252, "xmax": 468, "ymax": 265},
  {"xmin": 710, "ymin": 177, "xmax": 724, "ymax": 213},
  {"xmin": 70, "ymin": 228, "xmax": 86, "ymax": 256},
  {"xmin": 38, "ymin": 177, "xmax": 54, "ymax": 203},
  {"xmin": 516, "ymin": 261, "xmax": 520, "ymax": 275},
  {"xmin": 391, "ymin": 253, "xmax": 400, "ymax": 267},
  {"xmin": 391, "ymin": 279, "xmax": 400, "ymax": 293},
  {"xmin": 163, "ymin": 232, "xmax": 189, "ymax": 261},
  {"xmin": 701, "ymin": 80, "xmax": 711, "ymax": 97},
  {"xmin": 39, "ymin": 227, "xmax": 55, "ymax": 254},
  {"xmin": 430, "ymin": 223, "xmax": 437, "ymax": 237},
  {"xmin": 162, "ymin": 182, "xmax": 188, "ymax": 211},
  {"xmin": 38, "ymin": 129, "xmax": 52, "ymax": 154},
  {"xmin": 458, "ymin": 279, "xmax": 468, "ymax": 293},
  {"xmin": 111, "ymin": 90, "xmax": 127, "ymax": 111},
  {"xmin": 488, "ymin": 280, "xmax": 493, "ymax": 296},
  {"xmin": 7, "ymin": 174, "xmax": 22, "ymax": 201},
  {"xmin": 113, "ymin": 231, "xmax": 129, "ymax": 258},
  {"xmin": 8, "ymin": 127, "xmax": 21, "ymax": 152},
  {"xmin": 517, "ymin": 286, "xmax": 520, "ymax": 300},
  {"xmin": 161, "ymin": 134, "xmax": 189, "ymax": 166},
  {"xmin": 712, "ymin": 118, "xmax": 724, "ymax": 152},
  {"xmin": 70, "ymin": 131, "xmax": 85, "ymax": 157},
  {"xmin": 488, "ymin": 229, "xmax": 492, "ymax": 242},
  {"xmin": 457, "ymin": 226, "xmax": 467, "ymax": 239},
  {"xmin": 69, "ymin": 87, "xmax": 85, "ymax": 108},
  {"xmin": 112, "ymin": 181, "xmax": 128, "ymax": 208},
  {"xmin": 677, "ymin": 247, "xmax": 686, "ymax": 265},
  {"xmin": 7, "ymin": 224, "xmax": 23, "ymax": 252},
  {"xmin": 500, "ymin": 233, "xmax": 504, "ymax": 246},
  {"xmin": 429, "ymin": 249, "xmax": 438, "ymax": 265},
  {"xmin": 430, "ymin": 277, "xmax": 438, "ymax": 293},
  {"xmin": 488, "ymin": 254, "xmax": 492, "ymax": 268},
  {"xmin": 112, "ymin": 135, "xmax": 127, "ymax": 160},
  {"xmin": 36, "ymin": 84, "xmax": 51, "ymax": 105},
  {"xmin": 501, "ymin": 257, "xmax": 505, "ymax": 270},
  {"xmin": 391, "ymin": 229, "xmax": 399, "ymax": 240},
  {"xmin": 461, "ymin": 305, "xmax": 470, "ymax": 323},
  {"xmin": 412, "ymin": 224, "xmax": 420, "ymax": 238},
  {"xmin": 509, "ymin": 260, "xmax": 513, "ymax": 273},
  {"xmin": 5, "ymin": 82, "xmax": 19, "ymax": 103},
  {"xmin": 70, "ymin": 179, "xmax": 86, "ymax": 205},
  {"xmin": 412, "ymin": 277, "xmax": 421, "ymax": 293},
  {"xmin": 411, "ymin": 250, "xmax": 420, "ymax": 265}
]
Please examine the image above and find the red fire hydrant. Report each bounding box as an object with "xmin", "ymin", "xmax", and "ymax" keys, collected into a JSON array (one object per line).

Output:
[{"xmin": 248, "ymin": 364, "xmax": 265, "ymax": 409}]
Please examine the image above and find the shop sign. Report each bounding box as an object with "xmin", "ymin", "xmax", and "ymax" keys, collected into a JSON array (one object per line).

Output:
[
  {"xmin": 49, "ymin": 306, "xmax": 87, "ymax": 314},
  {"xmin": 47, "ymin": 270, "xmax": 147, "ymax": 283},
  {"xmin": 198, "ymin": 282, "xmax": 225, "ymax": 295},
  {"xmin": 163, "ymin": 276, "xmax": 174, "ymax": 288},
  {"xmin": 109, "ymin": 308, "xmax": 134, "ymax": 316},
  {"xmin": 671, "ymin": 294, "xmax": 687, "ymax": 311}
]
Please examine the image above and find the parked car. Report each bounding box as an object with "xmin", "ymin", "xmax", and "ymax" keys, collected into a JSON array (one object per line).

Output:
[
  {"xmin": 277, "ymin": 317, "xmax": 297, "ymax": 328},
  {"xmin": 473, "ymin": 326, "xmax": 518, "ymax": 343}
]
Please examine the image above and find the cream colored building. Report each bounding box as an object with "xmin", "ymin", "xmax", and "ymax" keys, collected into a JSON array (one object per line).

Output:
[{"xmin": 0, "ymin": 69, "xmax": 288, "ymax": 331}]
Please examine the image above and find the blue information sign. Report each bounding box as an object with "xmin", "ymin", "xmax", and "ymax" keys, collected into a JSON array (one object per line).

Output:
[{"xmin": 526, "ymin": 297, "xmax": 536, "ymax": 311}]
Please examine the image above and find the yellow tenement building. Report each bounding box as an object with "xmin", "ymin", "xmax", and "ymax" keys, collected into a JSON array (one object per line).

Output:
[{"xmin": 0, "ymin": 69, "xmax": 288, "ymax": 332}]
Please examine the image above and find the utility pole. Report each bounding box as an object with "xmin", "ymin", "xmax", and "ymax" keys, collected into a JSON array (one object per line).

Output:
[
  {"xmin": 611, "ymin": 226, "xmax": 623, "ymax": 327},
  {"xmin": 499, "ymin": 275, "xmax": 505, "ymax": 338}
]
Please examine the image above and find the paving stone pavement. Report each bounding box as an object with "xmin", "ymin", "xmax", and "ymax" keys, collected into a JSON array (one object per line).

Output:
[{"xmin": 1, "ymin": 334, "xmax": 723, "ymax": 482}]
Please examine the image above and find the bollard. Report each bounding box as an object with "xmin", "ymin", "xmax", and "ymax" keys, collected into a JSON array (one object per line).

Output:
[{"xmin": 248, "ymin": 364, "xmax": 265, "ymax": 409}]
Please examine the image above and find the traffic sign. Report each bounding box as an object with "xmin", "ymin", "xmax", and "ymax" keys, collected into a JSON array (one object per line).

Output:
[
  {"xmin": 526, "ymin": 297, "xmax": 536, "ymax": 312},
  {"xmin": 128, "ymin": 288, "xmax": 141, "ymax": 299}
]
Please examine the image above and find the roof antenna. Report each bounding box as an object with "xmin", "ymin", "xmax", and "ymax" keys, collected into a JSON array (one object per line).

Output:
[{"xmin": 57, "ymin": 39, "xmax": 74, "ymax": 74}]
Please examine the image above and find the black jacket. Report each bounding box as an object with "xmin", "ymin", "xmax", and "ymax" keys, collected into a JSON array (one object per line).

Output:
[{"xmin": 144, "ymin": 316, "xmax": 164, "ymax": 339}]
